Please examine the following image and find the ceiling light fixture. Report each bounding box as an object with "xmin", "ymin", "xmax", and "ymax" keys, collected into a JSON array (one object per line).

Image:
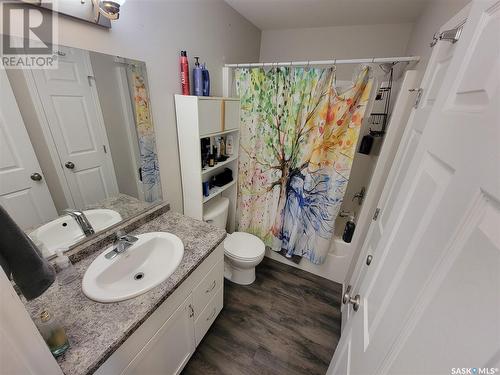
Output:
[{"xmin": 92, "ymin": 0, "xmax": 126, "ymax": 21}]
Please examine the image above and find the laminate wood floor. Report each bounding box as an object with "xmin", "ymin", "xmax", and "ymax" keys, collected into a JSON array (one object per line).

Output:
[{"xmin": 182, "ymin": 257, "xmax": 343, "ymax": 375}]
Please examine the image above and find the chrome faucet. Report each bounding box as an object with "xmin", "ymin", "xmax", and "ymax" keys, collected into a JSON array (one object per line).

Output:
[
  {"xmin": 63, "ymin": 208, "xmax": 95, "ymax": 236},
  {"xmin": 352, "ymin": 187, "xmax": 366, "ymax": 205},
  {"xmin": 105, "ymin": 230, "xmax": 139, "ymax": 259}
]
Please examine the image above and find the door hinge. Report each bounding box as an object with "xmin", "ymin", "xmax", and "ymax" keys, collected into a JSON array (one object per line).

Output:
[
  {"xmin": 102, "ymin": 145, "xmax": 107, "ymax": 153},
  {"xmin": 138, "ymin": 167, "xmax": 143, "ymax": 182},
  {"xmin": 430, "ymin": 20, "xmax": 465, "ymax": 47},
  {"xmin": 373, "ymin": 208, "xmax": 381, "ymax": 221},
  {"xmin": 409, "ymin": 88, "xmax": 423, "ymax": 108},
  {"xmin": 87, "ymin": 75, "xmax": 94, "ymax": 86}
]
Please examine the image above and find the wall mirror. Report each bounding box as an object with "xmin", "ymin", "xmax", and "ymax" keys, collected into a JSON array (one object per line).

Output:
[{"xmin": 0, "ymin": 42, "xmax": 162, "ymax": 257}]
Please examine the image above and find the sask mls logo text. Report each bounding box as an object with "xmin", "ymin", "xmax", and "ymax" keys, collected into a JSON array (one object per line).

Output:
[
  {"xmin": 1, "ymin": 1, "xmax": 58, "ymax": 69},
  {"xmin": 451, "ymin": 368, "xmax": 499, "ymax": 375}
]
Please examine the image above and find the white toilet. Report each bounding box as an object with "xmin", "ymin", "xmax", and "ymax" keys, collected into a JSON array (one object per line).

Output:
[{"xmin": 203, "ymin": 197, "xmax": 265, "ymax": 285}]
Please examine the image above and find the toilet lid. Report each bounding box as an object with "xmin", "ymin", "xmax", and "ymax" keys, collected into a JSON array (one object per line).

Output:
[{"xmin": 224, "ymin": 232, "xmax": 265, "ymax": 260}]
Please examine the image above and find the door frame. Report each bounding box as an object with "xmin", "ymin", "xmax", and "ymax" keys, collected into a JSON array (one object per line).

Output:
[{"xmin": 21, "ymin": 49, "xmax": 118, "ymax": 210}]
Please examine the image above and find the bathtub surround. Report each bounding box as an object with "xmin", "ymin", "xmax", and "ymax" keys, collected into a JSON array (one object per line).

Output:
[
  {"xmin": 23, "ymin": 208, "xmax": 226, "ymax": 375},
  {"xmin": 236, "ymin": 66, "xmax": 373, "ymax": 264}
]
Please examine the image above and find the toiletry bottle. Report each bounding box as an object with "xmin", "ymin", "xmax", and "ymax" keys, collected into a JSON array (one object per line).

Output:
[
  {"xmin": 180, "ymin": 51, "xmax": 190, "ymax": 95},
  {"xmin": 55, "ymin": 250, "xmax": 78, "ymax": 285},
  {"xmin": 215, "ymin": 137, "xmax": 221, "ymax": 160},
  {"xmin": 342, "ymin": 215, "xmax": 356, "ymax": 243},
  {"xmin": 37, "ymin": 310, "xmax": 70, "ymax": 357},
  {"xmin": 220, "ymin": 137, "xmax": 226, "ymax": 156},
  {"xmin": 208, "ymin": 146, "xmax": 215, "ymax": 167},
  {"xmin": 202, "ymin": 63, "xmax": 210, "ymax": 96},
  {"xmin": 226, "ymin": 135, "xmax": 234, "ymax": 155},
  {"xmin": 193, "ymin": 57, "xmax": 203, "ymax": 96}
]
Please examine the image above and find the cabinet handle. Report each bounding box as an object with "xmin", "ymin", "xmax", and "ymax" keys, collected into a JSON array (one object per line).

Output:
[
  {"xmin": 206, "ymin": 307, "xmax": 216, "ymax": 322},
  {"xmin": 188, "ymin": 304, "xmax": 194, "ymax": 318},
  {"xmin": 205, "ymin": 280, "xmax": 216, "ymax": 293}
]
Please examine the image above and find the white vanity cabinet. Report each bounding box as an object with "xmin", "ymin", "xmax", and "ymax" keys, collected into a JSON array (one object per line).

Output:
[{"xmin": 95, "ymin": 245, "xmax": 224, "ymax": 375}]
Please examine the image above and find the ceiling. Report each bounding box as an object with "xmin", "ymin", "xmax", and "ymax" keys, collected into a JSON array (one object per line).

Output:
[{"xmin": 224, "ymin": 0, "xmax": 430, "ymax": 30}]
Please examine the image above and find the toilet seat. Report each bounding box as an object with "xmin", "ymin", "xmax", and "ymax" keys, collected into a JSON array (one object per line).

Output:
[{"xmin": 224, "ymin": 232, "xmax": 265, "ymax": 261}]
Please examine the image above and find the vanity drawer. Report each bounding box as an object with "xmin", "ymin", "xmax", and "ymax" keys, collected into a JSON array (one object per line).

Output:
[
  {"xmin": 193, "ymin": 259, "xmax": 223, "ymax": 317},
  {"xmin": 195, "ymin": 287, "xmax": 223, "ymax": 346}
]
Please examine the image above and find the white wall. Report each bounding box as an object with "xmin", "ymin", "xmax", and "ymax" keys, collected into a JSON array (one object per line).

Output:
[
  {"xmin": 405, "ymin": 0, "xmax": 470, "ymax": 83},
  {"xmin": 260, "ymin": 23, "xmax": 414, "ymax": 80},
  {"xmin": 4, "ymin": 0, "xmax": 261, "ymax": 212}
]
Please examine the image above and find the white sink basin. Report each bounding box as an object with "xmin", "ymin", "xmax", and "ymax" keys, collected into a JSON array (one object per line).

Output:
[
  {"xmin": 30, "ymin": 209, "xmax": 122, "ymax": 257},
  {"xmin": 82, "ymin": 232, "xmax": 184, "ymax": 303}
]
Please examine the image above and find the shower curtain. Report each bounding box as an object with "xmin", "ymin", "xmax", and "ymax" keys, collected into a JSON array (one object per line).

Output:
[
  {"xmin": 236, "ymin": 66, "xmax": 372, "ymax": 264},
  {"xmin": 127, "ymin": 64, "xmax": 162, "ymax": 203}
]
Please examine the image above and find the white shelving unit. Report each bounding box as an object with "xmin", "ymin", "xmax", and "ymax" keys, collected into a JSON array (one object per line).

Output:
[{"xmin": 174, "ymin": 95, "xmax": 240, "ymax": 232}]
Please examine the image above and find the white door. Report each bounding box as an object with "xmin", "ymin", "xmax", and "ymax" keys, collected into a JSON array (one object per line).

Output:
[
  {"xmin": 0, "ymin": 69, "xmax": 57, "ymax": 229},
  {"xmin": 29, "ymin": 46, "xmax": 118, "ymax": 209},
  {"xmin": 341, "ymin": 5, "xmax": 470, "ymax": 327},
  {"xmin": 122, "ymin": 295, "xmax": 195, "ymax": 375},
  {"xmin": 330, "ymin": 1, "xmax": 500, "ymax": 374}
]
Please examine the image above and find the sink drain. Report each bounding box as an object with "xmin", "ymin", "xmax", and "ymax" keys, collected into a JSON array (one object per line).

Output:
[{"xmin": 134, "ymin": 272, "xmax": 144, "ymax": 280}]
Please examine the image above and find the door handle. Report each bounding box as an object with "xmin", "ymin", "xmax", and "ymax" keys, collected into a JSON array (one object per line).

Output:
[
  {"xmin": 366, "ymin": 255, "xmax": 373, "ymax": 266},
  {"xmin": 188, "ymin": 304, "xmax": 194, "ymax": 318},
  {"xmin": 65, "ymin": 161, "xmax": 75, "ymax": 169},
  {"xmin": 347, "ymin": 295, "xmax": 361, "ymax": 312},
  {"xmin": 30, "ymin": 172, "xmax": 43, "ymax": 181}
]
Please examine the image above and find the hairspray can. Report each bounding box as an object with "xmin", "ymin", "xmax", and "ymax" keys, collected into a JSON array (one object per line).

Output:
[{"xmin": 180, "ymin": 51, "xmax": 190, "ymax": 95}]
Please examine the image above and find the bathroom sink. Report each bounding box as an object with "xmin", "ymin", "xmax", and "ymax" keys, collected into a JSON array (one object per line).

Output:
[
  {"xmin": 29, "ymin": 209, "xmax": 122, "ymax": 257},
  {"xmin": 82, "ymin": 232, "xmax": 184, "ymax": 303}
]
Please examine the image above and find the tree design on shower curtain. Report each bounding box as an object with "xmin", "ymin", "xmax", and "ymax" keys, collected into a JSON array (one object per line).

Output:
[{"xmin": 236, "ymin": 66, "xmax": 372, "ymax": 264}]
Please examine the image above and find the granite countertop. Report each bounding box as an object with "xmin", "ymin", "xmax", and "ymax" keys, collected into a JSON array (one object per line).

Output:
[
  {"xmin": 84, "ymin": 193, "xmax": 154, "ymax": 222},
  {"xmin": 24, "ymin": 211, "xmax": 226, "ymax": 375}
]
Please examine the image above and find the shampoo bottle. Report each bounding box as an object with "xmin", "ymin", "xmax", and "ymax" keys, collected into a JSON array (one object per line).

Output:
[
  {"xmin": 180, "ymin": 51, "xmax": 190, "ymax": 95},
  {"xmin": 342, "ymin": 215, "xmax": 356, "ymax": 243},
  {"xmin": 202, "ymin": 63, "xmax": 210, "ymax": 96},
  {"xmin": 193, "ymin": 57, "xmax": 203, "ymax": 96}
]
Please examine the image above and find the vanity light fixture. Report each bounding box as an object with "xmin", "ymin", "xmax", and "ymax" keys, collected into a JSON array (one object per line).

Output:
[{"xmin": 92, "ymin": 0, "xmax": 126, "ymax": 21}]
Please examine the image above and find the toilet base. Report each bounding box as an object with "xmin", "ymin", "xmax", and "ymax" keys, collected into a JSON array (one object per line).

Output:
[{"xmin": 224, "ymin": 261, "xmax": 256, "ymax": 285}]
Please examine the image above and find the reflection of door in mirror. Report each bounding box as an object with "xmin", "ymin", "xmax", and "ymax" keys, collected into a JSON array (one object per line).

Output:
[
  {"xmin": 0, "ymin": 69, "xmax": 58, "ymax": 229},
  {"xmin": 25, "ymin": 46, "xmax": 119, "ymax": 210}
]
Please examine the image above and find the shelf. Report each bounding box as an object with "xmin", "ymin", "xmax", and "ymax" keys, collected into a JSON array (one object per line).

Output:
[
  {"xmin": 203, "ymin": 180, "xmax": 236, "ymax": 203},
  {"xmin": 202, "ymin": 155, "xmax": 238, "ymax": 176},
  {"xmin": 200, "ymin": 128, "xmax": 239, "ymax": 138}
]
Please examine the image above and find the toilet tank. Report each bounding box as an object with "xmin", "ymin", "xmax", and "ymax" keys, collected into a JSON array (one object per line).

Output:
[{"xmin": 203, "ymin": 197, "xmax": 229, "ymax": 230}]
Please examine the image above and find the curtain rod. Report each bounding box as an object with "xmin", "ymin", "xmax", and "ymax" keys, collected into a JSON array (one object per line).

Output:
[{"xmin": 225, "ymin": 56, "xmax": 420, "ymax": 68}]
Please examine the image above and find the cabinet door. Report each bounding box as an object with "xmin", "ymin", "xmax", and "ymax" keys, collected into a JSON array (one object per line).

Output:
[
  {"xmin": 122, "ymin": 295, "xmax": 195, "ymax": 375},
  {"xmin": 198, "ymin": 99, "xmax": 222, "ymax": 136},
  {"xmin": 224, "ymin": 100, "xmax": 240, "ymax": 131}
]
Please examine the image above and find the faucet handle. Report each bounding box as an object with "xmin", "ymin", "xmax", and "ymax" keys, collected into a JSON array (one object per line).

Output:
[{"xmin": 115, "ymin": 230, "xmax": 138, "ymax": 243}]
